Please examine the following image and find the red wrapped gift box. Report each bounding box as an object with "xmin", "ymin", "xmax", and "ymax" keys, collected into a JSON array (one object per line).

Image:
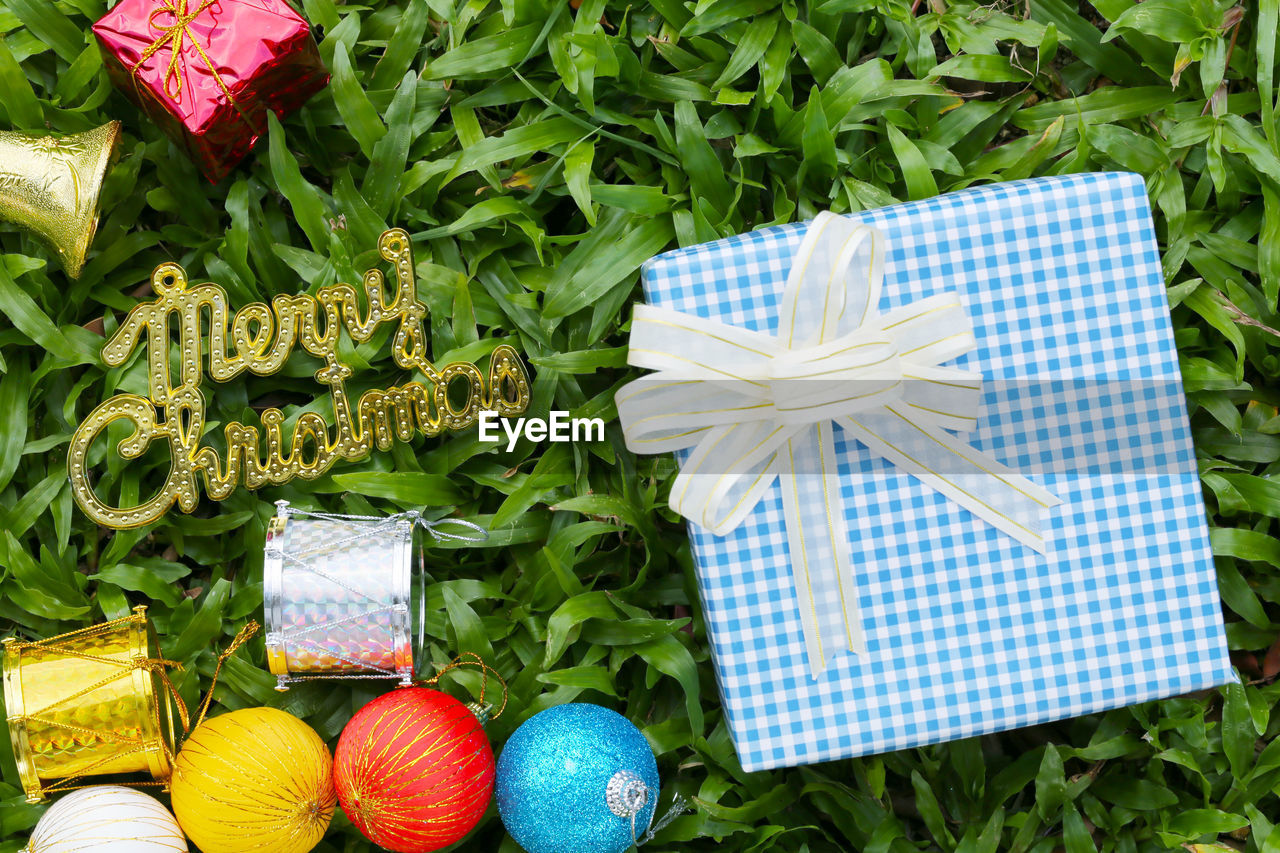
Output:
[{"xmin": 93, "ymin": 0, "xmax": 329, "ymax": 182}]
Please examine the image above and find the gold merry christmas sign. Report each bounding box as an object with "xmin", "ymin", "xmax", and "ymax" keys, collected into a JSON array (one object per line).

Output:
[{"xmin": 69, "ymin": 229, "xmax": 530, "ymax": 529}]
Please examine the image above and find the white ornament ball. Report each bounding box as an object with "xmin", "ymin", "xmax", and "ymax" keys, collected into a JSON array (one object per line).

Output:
[{"xmin": 23, "ymin": 785, "xmax": 187, "ymax": 853}]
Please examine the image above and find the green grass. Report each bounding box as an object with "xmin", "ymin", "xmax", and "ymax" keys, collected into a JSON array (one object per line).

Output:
[{"xmin": 1, "ymin": 0, "xmax": 1279, "ymax": 850}]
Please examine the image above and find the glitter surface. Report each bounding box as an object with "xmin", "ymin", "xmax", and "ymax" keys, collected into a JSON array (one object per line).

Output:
[{"xmin": 495, "ymin": 704, "xmax": 659, "ymax": 853}]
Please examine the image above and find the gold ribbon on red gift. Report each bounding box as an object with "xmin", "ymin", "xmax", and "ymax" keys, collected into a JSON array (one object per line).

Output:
[
  {"xmin": 617, "ymin": 213, "xmax": 1062, "ymax": 677},
  {"xmin": 130, "ymin": 0, "xmax": 249, "ymax": 120}
]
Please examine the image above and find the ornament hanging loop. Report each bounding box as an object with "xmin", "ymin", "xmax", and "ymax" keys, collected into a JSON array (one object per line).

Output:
[
  {"xmin": 192, "ymin": 620, "xmax": 260, "ymax": 731},
  {"xmin": 632, "ymin": 791, "xmax": 690, "ymax": 849},
  {"xmin": 403, "ymin": 509, "xmax": 488, "ymax": 544},
  {"xmin": 607, "ymin": 770, "xmax": 649, "ymax": 819},
  {"xmin": 604, "ymin": 769, "xmax": 689, "ymax": 849},
  {"xmin": 420, "ymin": 651, "xmax": 508, "ymax": 722}
]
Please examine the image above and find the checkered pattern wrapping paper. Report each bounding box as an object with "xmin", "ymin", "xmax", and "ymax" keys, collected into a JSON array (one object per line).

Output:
[{"xmin": 639, "ymin": 172, "xmax": 1234, "ymax": 772}]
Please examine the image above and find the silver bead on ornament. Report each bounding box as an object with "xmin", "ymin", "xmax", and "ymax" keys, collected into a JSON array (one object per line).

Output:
[{"xmin": 606, "ymin": 770, "xmax": 650, "ymax": 819}]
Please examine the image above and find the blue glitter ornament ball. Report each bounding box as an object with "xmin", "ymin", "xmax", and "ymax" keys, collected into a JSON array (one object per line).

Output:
[{"xmin": 495, "ymin": 703, "xmax": 660, "ymax": 853}]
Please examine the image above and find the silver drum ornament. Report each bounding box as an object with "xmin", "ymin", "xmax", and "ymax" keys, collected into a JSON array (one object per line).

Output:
[{"xmin": 263, "ymin": 501, "xmax": 484, "ymax": 691}]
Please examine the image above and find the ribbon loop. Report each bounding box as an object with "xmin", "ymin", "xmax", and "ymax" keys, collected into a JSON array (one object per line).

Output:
[
  {"xmin": 141, "ymin": 0, "xmax": 213, "ymax": 100},
  {"xmin": 618, "ymin": 212, "xmax": 1062, "ymax": 677},
  {"xmin": 406, "ymin": 513, "xmax": 489, "ymax": 543},
  {"xmin": 130, "ymin": 0, "xmax": 253, "ymax": 129}
]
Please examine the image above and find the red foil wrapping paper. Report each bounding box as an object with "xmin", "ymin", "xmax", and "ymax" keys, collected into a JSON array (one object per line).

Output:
[{"xmin": 93, "ymin": 0, "xmax": 328, "ymax": 182}]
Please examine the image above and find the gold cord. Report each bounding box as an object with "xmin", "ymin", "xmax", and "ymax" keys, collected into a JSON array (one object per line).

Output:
[
  {"xmin": 420, "ymin": 652, "xmax": 509, "ymax": 719},
  {"xmin": 194, "ymin": 620, "xmax": 260, "ymax": 730},
  {"xmin": 130, "ymin": 0, "xmax": 251, "ymax": 127}
]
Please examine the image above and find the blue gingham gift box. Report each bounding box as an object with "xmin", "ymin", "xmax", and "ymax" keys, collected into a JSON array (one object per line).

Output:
[{"xmin": 618, "ymin": 172, "xmax": 1233, "ymax": 771}]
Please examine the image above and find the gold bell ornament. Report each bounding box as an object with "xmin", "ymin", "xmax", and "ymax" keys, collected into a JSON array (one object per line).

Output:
[
  {"xmin": 2, "ymin": 605, "xmax": 181, "ymax": 804},
  {"xmin": 0, "ymin": 120, "xmax": 121, "ymax": 279}
]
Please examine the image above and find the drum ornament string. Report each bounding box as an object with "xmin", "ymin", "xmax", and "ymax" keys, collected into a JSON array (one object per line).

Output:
[
  {"xmin": 193, "ymin": 620, "xmax": 259, "ymax": 730},
  {"xmin": 275, "ymin": 502, "xmax": 489, "ymax": 544}
]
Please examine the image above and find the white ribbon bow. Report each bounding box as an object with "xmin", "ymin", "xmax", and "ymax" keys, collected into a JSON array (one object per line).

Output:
[{"xmin": 617, "ymin": 213, "xmax": 1061, "ymax": 677}]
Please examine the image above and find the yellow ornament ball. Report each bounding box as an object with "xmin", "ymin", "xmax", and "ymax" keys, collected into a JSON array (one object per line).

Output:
[{"xmin": 170, "ymin": 707, "xmax": 336, "ymax": 853}]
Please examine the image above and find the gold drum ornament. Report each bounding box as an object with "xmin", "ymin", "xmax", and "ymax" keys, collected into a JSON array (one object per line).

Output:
[{"xmin": 2, "ymin": 606, "xmax": 178, "ymax": 803}]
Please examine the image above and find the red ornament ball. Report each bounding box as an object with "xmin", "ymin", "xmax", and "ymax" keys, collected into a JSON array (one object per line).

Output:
[{"xmin": 334, "ymin": 686, "xmax": 494, "ymax": 853}]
